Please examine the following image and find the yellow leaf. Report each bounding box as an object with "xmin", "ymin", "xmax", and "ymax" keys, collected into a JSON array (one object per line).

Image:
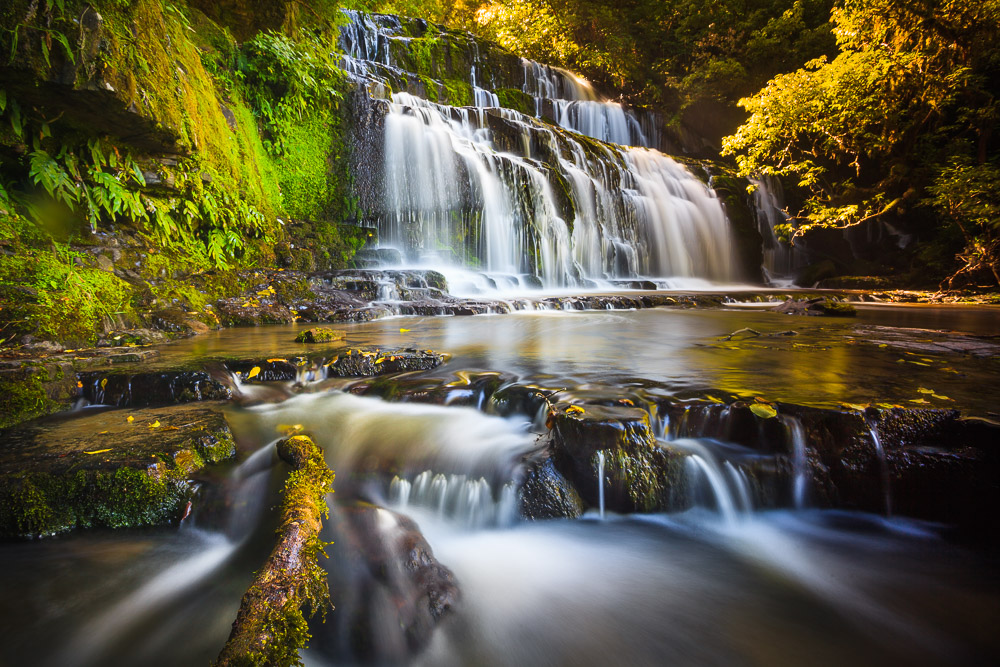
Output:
[
  {"xmin": 389, "ymin": 356, "xmax": 396, "ymax": 361},
  {"xmin": 917, "ymin": 387, "xmax": 934, "ymax": 394},
  {"xmin": 399, "ymin": 328, "xmax": 411, "ymax": 333},
  {"xmin": 909, "ymin": 361, "xmax": 931, "ymax": 366},
  {"xmin": 931, "ymin": 394, "xmax": 952, "ymax": 401},
  {"xmin": 841, "ymin": 403, "xmax": 868, "ymax": 411},
  {"xmin": 878, "ymin": 343, "xmax": 887, "ymax": 348},
  {"xmin": 100, "ymin": 378, "xmax": 108, "ymax": 389},
  {"xmin": 325, "ymin": 356, "xmax": 339, "ymax": 367},
  {"xmin": 277, "ymin": 423, "xmax": 303, "ymax": 435},
  {"xmin": 876, "ymin": 403, "xmax": 895, "ymax": 409},
  {"xmin": 247, "ymin": 366, "xmax": 261, "ymax": 379},
  {"xmin": 98, "ymin": 431, "xmax": 108, "ymax": 435},
  {"xmin": 76, "ymin": 381, "xmax": 83, "ymax": 388},
  {"xmin": 619, "ymin": 399, "xmax": 634, "ymax": 406},
  {"xmin": 909, "ymin": 398, "xmax": 929, "ymax": 405},
  {"xmin": 241, "ymin": 302, "xmax": 251, "ymax": 308},
  {"xmin": 266, "ymin": 358, "xmax": 287, "ymax": 363},
  {"xmin": 84, "ymin": 448, "xmax": 112, "ymax": 455},
  {"xmin": 565, "ymin": 405, "xmax": 585, "ymax": 415},
  {"xmin": 149, "ymin": 420, "xmax": 161, "ymax": 428},
  {"xmin": 375, "ymin": 357, "xmax": 385, "ymax": 364},
  {"xmin": 749, "ymin": 404, "xmax": 778, "ymax": 419},
  {"xmin": 705, "ymin": 395, "xmax": 723, "ymax": 403},
  {"xmin": 127, "ymin": 415, "xmax": 134, "ymax": 423}
]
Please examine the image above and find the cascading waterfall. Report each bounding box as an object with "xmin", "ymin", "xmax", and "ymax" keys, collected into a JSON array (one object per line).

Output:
[
  {"xmin": 596, "ymin": 450, "xmax": 606, "ymax": 519},
  {"xmin": 781, "ymin": 415, "xmax": 810, "ymax": 509},
  {"xmin": 339, "ymin": 10, "xmax": 740, "ymax": 289},
  {"xmin": 381, "ymin": 94, "xmax": 736, "ymax": 286}
]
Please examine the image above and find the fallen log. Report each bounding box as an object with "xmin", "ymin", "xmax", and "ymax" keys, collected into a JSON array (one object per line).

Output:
[{"xmin": 215, "ymin": 435, "xmax": 335, "ymax": 667}]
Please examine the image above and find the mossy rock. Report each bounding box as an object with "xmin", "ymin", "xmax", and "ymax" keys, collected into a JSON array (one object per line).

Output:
[
  {"xmin": 295, "ymin": 327, "xmax": 346, "ymax": 343},
  {"xmin": 0, "ymin": 402, "xmax": 236, "ymax": 538}
]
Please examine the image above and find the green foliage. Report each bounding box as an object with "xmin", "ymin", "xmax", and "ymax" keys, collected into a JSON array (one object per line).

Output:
[{"xmin": 723, "ymin": 0, "xmax": 1000, "ymax": 285}]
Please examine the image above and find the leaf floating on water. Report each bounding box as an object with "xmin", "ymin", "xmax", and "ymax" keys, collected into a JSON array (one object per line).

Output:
[
  {"xmin": 876, "ymin": 403, "xmax": 896, "ymax": 410},
  {"xmin": 749, "ymin": 403, "xmax": 778, "ymax": 419},
  {"xmin": 931, "ymin": 394, "xmax": 953, "ymax": 401},
  {"xmin": 917, "ymin": 387, "xmax": 934, "ymax": 394},
  {"xmin": 126, "ymin": 415, "xmax": 134, "ymax": 423},
  {"xmin": 878, "ymin": 343, "xmax": 888, "ymax": 348},
  {"xmin": 909, "ymin": 398, "xmax": 930, "ymax": 405},
  {"xmin": 705, "ymin": 395, "xmax": 724, "ymax": 403},
  {"xmin": 841, "ymin": 402, "xmax": 868, "ymax": 411},
  {"xmin": 565, "ymin": 405, "xmax": 586, "ymax": 415},
  {"xmin": 98, "ymin": 431, "xmax": 108, "ymax": 435},
  {"xmin": 247, "ymin": 366, "xmax": 261, "ymax": 379},
  {"xmin": 84, "ymin": 448, "xmax": 112, "ymax": 455},
  {"xmin": 399, "ymin": 328, "xmax": 411, "ymax": 333},
  {"xmin": 149, "ymin": 420, "xmax": 161, "ymax": 428}
]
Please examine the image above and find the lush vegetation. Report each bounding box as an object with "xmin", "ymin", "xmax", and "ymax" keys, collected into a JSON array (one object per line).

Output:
[
  {"xmin": 0, "ymin": 0, "xmax": 364, "ymax": 346},
  {"xmin": 723, "ymin": 0, "xmax": 1000, "ymax": 287}
]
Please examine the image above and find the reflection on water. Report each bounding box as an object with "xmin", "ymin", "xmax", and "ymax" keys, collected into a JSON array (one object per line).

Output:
[{"xmin": 156, "ymin": 305, "xmax": 1000, "ymax": 416}]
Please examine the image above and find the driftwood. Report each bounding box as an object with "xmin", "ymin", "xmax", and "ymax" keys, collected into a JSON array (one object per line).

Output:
[{"xmin": 215, "ymin": 435, "xmax": 335, "ymax": 667}]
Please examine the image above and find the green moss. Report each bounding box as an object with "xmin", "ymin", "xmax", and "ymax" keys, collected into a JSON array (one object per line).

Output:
[
  {"xmin": 494, "ymin": 88, "xmax": 534, "ymax": 115},
  {"xmin": 0, "ymin": 466, "xmax": 191, "ymax": 538},
  {"xmin": 442, "ymin": 78, "xmax": 472, "ymax": 107},
  {"xmin": 0, "ymin": 372, "xmax": 60, "ymax": 430},
  {"xmin": 274, "ymin": 113, "xmax": 335, "ymax": 220}
]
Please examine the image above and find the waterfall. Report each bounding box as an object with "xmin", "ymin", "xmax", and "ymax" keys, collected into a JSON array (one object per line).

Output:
[
  {"xmin": 389, "ymin": 471, "xmax": 518, "ymax": 528},
  {"xmin": 867, "ymin": 420, "xmax": 893, "ymax": 517},
  {"xmin": 670, "ymin": 438, "xmax": 751, "ymax": 526},
  {"xmin": 780, "ymin": 415, "xmax": 810, "ymax": 509},
  {"xmin": 339, "ymin": 10, "xmax": 740, "ymax": 288},
  {"xmin": 750, "ymin": 177, "xmax": 802, "ymax": 283},
  {"xmin": 380, "ymin": 94, "xmax": 736, "ymax": 287}
]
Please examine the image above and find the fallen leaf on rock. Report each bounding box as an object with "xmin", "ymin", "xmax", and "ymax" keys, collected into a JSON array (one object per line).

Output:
[
  {"xmin": 247, "ymin": 366, "xmax": 261, "ymax": 379},
  {"xmin": 100, "ymin": 378, "xmax": 108, "ymax": 389},
  {"xmin": 750, "ymin": 403, "xmax": 778, "ymax": 419},
  {"xmin": 266, "ymin": 358, "xmax": 287, "ymax": 363},
  {"xmin": 565, "ymin": 405, "xmax": 586, "ymax": 415}
]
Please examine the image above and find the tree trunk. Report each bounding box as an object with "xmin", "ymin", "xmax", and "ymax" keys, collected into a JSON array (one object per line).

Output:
[{"xmin": 215, "ymin": 435, "xmax": 334, "ymax": 667}]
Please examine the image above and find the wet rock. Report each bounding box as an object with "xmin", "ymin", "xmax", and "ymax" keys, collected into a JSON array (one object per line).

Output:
[
  {"xmin": 214, "ymin": 298, "xmax": 296, "ymax": 326},
  {"xmin": 519, "ymin": 454, "xmax": 585, "ymax": 519},
  {"xmin": 96, "ymin": 328, "xmax": 169, "ymax": 347},
  {"xmin": 151, "ymin": 307, "xmax": 213, "ymax": 336},
  {"xmin": 316, "ymin": 502, "xmax": 459, "ymax": 663},
  {"xmin": 548, "ymin": 402, "xmax": 687, "ymax": 513},
  {"xmin": 327, "ymin": 348, "xmax": 445, "ymax": 377},
  {"xmin": 295, "ymin": 327, "xmax": 346, "ymax": 343},
  {"xmin": 0, "ymin": 402, "xmax": 236, "ymax": 537},
  {"xmin": 773, "ymin": 297, "xmax": 857, "ymax": 317},
  {"xmin": 489, "ymin": 383, "xmax": 557, "ymax": 419},
  {"xmin": 76, "ymin": 369, "xmax": 231, "ymax": 407}
]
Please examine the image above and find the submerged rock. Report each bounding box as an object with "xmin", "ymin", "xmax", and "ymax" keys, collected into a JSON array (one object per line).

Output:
[
  {"xmin": 295, "ymin": 327, "xmax": 346, "ymax": 343},
  {"xmin": 317, "ymin": 502, "xmax": 459, "ymax": 663},
  {"xmin": 0, "ymin": 402, "xmax": 236, "ymax": 537}
]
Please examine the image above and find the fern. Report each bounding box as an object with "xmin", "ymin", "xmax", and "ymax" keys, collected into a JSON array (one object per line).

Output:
[{"xmin": 28, "ymin": 149, "xmax": 78, "ymax": 209}]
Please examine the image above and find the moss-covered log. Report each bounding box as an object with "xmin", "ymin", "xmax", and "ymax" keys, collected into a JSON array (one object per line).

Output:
[{"xmin": 215, "ymin": 435, "xmax": 335, "ymax": 667}]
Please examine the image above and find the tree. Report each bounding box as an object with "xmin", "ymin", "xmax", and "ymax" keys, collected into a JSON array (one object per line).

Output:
[{"xmin": 723, "ymin": 0, "xmax": 1000, "ymax": 286}]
